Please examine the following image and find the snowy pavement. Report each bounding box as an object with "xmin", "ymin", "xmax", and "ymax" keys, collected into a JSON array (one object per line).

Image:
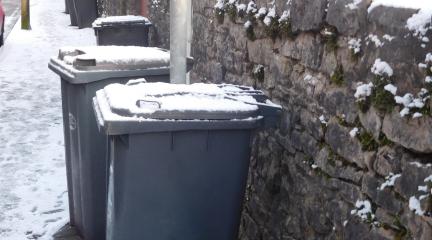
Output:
[{"xmin": 0, "ymin": 0, "xmax": 94, "ymax": 239}]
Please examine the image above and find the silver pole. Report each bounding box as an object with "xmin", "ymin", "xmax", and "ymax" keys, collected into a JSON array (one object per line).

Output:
[{"xmin": 170, "ymin": 0, "xmax": 189, "ymax": 84}]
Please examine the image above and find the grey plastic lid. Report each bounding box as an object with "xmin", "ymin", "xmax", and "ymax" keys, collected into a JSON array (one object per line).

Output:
[
  {"xmin": 92, "ymin": 15, "xmax": 152, "ymax": 28},
  {"xmin": 93, "ymin": 82, "xmax": 282, "ymax": 135},
  {"xmin": 48, "ymin": 46, "xmax": 194, "ymax": 84}
]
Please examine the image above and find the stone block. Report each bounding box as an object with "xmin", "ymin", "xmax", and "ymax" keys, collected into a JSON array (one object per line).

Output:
[
  {"xmin": 325, "ymin": 119, "xmax": 368, "ymax": 169},
  {"xmin": 280, "ymin": 33, "xmax": 323, "ymax": 70},
  {"xmin": 382, "ymin": 110, "xmax": 432, "ymax": 153},
  {"xmin": 291, "ymin": 0, "xmax": 327, "ymax": 32},
  {"xmin": 326, "ymin": 0, "xmax": 369, "ymax": 36}
]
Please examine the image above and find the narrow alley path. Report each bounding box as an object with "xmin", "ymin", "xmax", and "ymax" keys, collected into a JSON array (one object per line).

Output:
[{"xmin": 0, "ymin": 0, "xmax": 94, "ymax": 239}]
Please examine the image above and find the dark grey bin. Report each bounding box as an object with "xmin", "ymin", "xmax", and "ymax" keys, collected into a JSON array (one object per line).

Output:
[
  {"xmin": 67, "ymin": 0, "xmax": 77, "ymax": 26},
  {"xmin": 92, "ymin": 16, "xmax": 152, "ymax": 46},
  {"xmin": 65, "ymin": 0, "xmax": 69, "ymax": 14},
  {"xmin": 48, "ymin": 47, "xmax": 192, "ymax": 240},
  {"xmin": 93, "ymin": 83, "xmax": 281, "ymax": 240},
  {"xmin": 69, "ymin": 0, "xmax": 98, "ymax": 28}
]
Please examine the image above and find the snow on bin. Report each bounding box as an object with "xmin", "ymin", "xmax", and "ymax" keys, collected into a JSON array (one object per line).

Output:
[
  {"xmin": 93, "ymin": 82, "xmax": 282, "ymax": 240},
  {"xmin": 92, "ymin": 16, "xmax": 152, "ymax": 46},
  {"xmin": 48, "ymin": 46, "xmax": 193, "ymax": 240}
]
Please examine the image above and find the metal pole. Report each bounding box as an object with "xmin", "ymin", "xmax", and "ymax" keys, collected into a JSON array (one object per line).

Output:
[
  {"xmin": 186, "ymin": 0, "xmax": 192, "ymax": 84},
  {"xmin": 170, "ymin": 0, "xmax": 190, "ymax": 84}
]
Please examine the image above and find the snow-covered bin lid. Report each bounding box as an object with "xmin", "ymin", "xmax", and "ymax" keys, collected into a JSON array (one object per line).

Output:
[
  {"xmin": 60, "ymin": 46, "xmax": 170, "ymax": 70},
  {"xmin": 48, "ymin": 46, "xmax": 194, "ymax": 84},
  {"xmin": 93, "ymin": 82, "xmax": 282, "ymax": 135},
  {"xmin": 92, "ymin": 15, "xmax": 152, "ymax": 28}
]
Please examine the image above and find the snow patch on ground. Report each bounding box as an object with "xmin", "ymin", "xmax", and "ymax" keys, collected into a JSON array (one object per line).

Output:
[{"xmin": 0, "ymin": 0, "xmax": 95, "ymax": 239}]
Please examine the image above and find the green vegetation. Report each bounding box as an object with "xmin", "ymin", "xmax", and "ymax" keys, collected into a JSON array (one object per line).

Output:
[
  {"xmin": 358, "ymin": 98, "xmax": 372, "ymax": 113},
  {"xmin": 226, "ymin": 3, "xmax": 237, "ymax": 22},
  {"xmin": 322, "ymin": 26, "xmax": 338, "ymax": 52},
  {"xmin": 265, "ymin": 18, "xmax": 280, "ymax": 41},
  {"xmin": 279, "ymin": 19, "xmax": 294, "ymax": 38},
  {"xmin": 331, "ymin": 65, "xmax": 345, "ymax": 86},
  {"xmin": 252, "ymin": 65, "xmax": 265, "ymax": 82},
  {"xmin": 238, "ymin": 8, "xmax": 246, "ymax": 19},
  {"xmin": 393, "ymin": 216, "xmax": 410, "ymax": 240},
  {"xmin": 378, "ymin": 133, "xmax": 393, "ymax": 147},
  {"xmin": 371, "ymin": 76, "xmax": 396, "ymax": 113},
  {"xmin": 357, "ymin": 130, "xmax": 378, "ymax": 151},
  {"xmin": 304, "ymin": 155, "xmax": 314, "ymax": 165},
  {"xmin": 327, "ymin": 147, "xmax": 338, "ymax": 167},
  {"xmin": 357, "ymin": 131, "xmax": 393, "ymax": 151},
  {"xmin": 426, "ymin": 65, "xmax": 432, "ymax": 76},
  {"xmin": 350, "ymin": 49, "xmax": 361, "ymax": 62},
  {"xmin": 245, "ymin": 24, "xmax": 256, "ymax": 41},
  {"xmin": 215, "ymin": 9, "xmax": 225, "ymax": 24}
]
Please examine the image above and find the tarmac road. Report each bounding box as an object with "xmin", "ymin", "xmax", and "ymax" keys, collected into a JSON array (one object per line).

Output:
[{"xmin": 2, "ymin": 0, "xmax": 21, "ymax": 39}]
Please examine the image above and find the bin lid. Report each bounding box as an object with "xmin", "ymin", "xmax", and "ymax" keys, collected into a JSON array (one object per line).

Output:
[
  {"xmin": 92, "ymin": 15, "xmax": 152, "ymax": 28},
  {"xmin": 93, "ymin": 82, "xmax": 282, "ymax": 135},
  {"xmin": 48, "ymin": 46, "xmax": 193, "ymax": 84}
]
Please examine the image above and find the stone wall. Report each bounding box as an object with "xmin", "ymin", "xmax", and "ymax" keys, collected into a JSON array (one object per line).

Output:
[
  {"xmin": 147, "ymin": 0, "xmax": 170, "ymax": 48},
  {"xmin": 99, "ymin": 0, "xmax": 142, "ymax": 16},
  {"xmin": 148, "ymin": 0, "xmax": 432, "ymax": 239}
]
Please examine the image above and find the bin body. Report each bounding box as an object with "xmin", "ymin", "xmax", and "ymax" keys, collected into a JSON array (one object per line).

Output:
[
  {"xmin": 62, "ymin": 75, "xmax": 170, "ymax": 240},
  {"xmin": 68, "ymin": 0, "xmax": 78, "ymax": 26},
  {"xmin": 93, "ymin": 82, "xmax": 281, "ymax": 240},
  {"xmin": 65, "ymin": 0, "xmax": 70, "ymax": 14},
  {"xmin": 50, "ymin": 46, "xmax": 179, "ymax": 240},
  {"xmin": 107, "ymin": 129, "xmax": 253, "ymax": 240},
  {"xmin": 93, "ymin": 16, "xmax": 152, "ymax": 46},
  {"xmin": 70, "ymin": 0, "xmax": 98, "ymax": 28}
]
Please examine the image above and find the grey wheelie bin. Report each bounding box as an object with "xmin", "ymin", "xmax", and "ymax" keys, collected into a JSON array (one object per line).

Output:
[
  {"xmin": 48, "ymin": 46, "xmax": 193, "ymax": 240},
  {"xmin": 93, "ymin": 82, "xmax": 282, "ymax": 240},
  {"xmin": 69, "ymin": 0, "xmax": 98, "ymax": 28},
  {"xmin": 92, "ymin": 16, "xmax": 152, "ymax": 46},
  {"xmin": 65, "ymin": 0, "xmax": 69, "ymax": 14},
  {"xmin": 68, "ymin": 0, "xmax": 77, "ymax": 26}
]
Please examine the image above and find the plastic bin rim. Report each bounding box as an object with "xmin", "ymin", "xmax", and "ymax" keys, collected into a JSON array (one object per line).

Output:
[
  {"xmin": 93, "ymin": 21, "xmax": 153, "ymax": 29},
  {"xmin": 93, "ymin": 97, "xmax": 263, "ymax": 136},
  {"xmin": 48, "ymin": 58, "xmax": 171, "ymax": 84}
]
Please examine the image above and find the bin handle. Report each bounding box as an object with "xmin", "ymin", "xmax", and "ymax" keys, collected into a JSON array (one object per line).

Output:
[
  {"xmin": 126, "ymin": 78, "xmax": 147, "ymax": 86},
  {"xmin": 136, "ymin": 99, "xmax": 162, "ymax": 110},
  {"xmin": 225, "ymin": 96, "xmax": 281, "ymax": 110}
]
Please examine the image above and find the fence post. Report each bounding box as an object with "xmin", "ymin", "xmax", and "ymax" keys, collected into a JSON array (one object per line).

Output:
[{"xmin": 21, "ymin": 0, "xmax": 31, "ymax": 30}]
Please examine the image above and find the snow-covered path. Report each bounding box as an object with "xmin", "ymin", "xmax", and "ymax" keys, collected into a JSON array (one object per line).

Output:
[{"xmin": 0, "ymin": 0, "xmax": 94, "ymax": 239}]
